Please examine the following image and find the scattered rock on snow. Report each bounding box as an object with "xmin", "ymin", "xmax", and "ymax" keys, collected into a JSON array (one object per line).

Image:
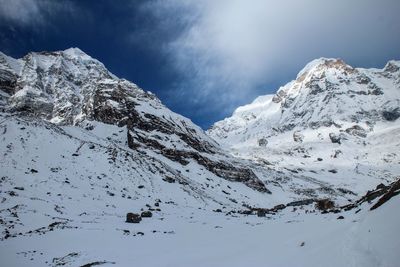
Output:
[
  {"xmin": 315, "ymin": 199, "xmax": 335, "ymax": 211},
  {"xmin": 141, "ymin": 211, "xmax": 153, "ymax": 218},
  {"xmin": 329, "ymin": 133, "xmax": 341, "ymax": 144},
  {"xmin": 293, "ymin": 131, "xmax": 304, "ymax": 143},
  {"xmin": 126, "ymin": 213, "xmax": 141, "ymax": 223},
  {"xmin": 258, "ymin": 137, "xmax": 268, "ymax": 147}
]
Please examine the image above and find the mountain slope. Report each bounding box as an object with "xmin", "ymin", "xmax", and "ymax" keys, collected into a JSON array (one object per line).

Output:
[
  {"xmin": 208, "ymin": 58, "xmax": 400, "ymax": 194},
  {"xmin": 0, "ymin": 48, "xmax": 269, "ymax": 193},
  {"xmin": 0, "ymin": 50, "xmax": 399, "ymax": 266}
]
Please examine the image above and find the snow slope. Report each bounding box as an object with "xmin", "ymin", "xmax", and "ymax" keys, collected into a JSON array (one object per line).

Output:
[
  {"xmin": 0, "ymin": 50, "xmax": 399, "ymax": 266},
  {"xmin": 208, "ymin": 58, "xmax": 400, "ymax": 195}
]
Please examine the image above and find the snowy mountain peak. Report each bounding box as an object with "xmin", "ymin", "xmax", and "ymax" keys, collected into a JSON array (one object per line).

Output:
[
  {"xmin": 207, "ymin": 57, "xmax": 400, "ymax": 207},
  {"xmin": 296, "ymin": 57, "xmax": 351, "ymax": 80},
  {"xmin": 0, "ymin": 49, "xmax": 270, "ymax": 193}
]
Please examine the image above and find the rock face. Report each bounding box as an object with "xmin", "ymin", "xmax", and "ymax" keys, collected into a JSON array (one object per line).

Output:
[{"xmin": 0, "ymin": 48, "xmax": 268, "ymax": 193}]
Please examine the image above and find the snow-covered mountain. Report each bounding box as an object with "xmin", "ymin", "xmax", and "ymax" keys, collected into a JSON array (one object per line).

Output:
[
  {"xmin": 0, "ymin": 50, "xmax": 399, "ymax": 267},
  {"xmin": 0, "ymin": 48, "xmax": 269, "ymax": 193},
  {"xmin": 209, "ymin": 58, "xmax": 400, "ymax": 195}
]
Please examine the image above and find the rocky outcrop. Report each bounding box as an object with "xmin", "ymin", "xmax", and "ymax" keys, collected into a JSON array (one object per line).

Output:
[{"xmin": 370, "ymin": 179, "xmax": 400, "ymax": 210}]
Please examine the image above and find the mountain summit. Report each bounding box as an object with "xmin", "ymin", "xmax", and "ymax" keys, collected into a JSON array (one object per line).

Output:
[{"xmin": 208, "ymin": 57, "xmax": 400, "ymax": 194}]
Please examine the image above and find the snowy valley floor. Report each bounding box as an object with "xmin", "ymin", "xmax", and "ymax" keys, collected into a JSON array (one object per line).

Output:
[
  {"xmin": 0, "ymin": 114, "xmax": 399, "ymax": 267},
  {"xmin": 1, "ymin": 196, "xmax": 399, "ymax": 267}
]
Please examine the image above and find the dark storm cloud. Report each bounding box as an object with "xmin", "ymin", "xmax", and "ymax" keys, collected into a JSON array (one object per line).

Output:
[{"xmin": 0, "ymin": 0, "xmax": 399, "ymax": 128}]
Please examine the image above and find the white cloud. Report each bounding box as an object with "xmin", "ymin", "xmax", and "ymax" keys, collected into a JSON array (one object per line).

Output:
[{"xmin": 144, "ymin": 0, "xmax": 400, "ymax": 124}]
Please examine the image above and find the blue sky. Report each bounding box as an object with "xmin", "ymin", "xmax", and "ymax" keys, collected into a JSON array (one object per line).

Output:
[{"xmin": 1, "ymin": 0, "xmax": 399, "ymax": 128}]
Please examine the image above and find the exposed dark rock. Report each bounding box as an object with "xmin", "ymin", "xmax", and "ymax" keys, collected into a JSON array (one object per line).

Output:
[
  {"xmin": 257, "ymin": 209, "xmax": 267, "ymax": 217},
  {"xmin": 315, "ymin": 199, "xmax": 335, "ymax": 210},
  {"xmin": 126, "ymin": 213, "xmax": 141, "ymax": 223},
  {"xmin": 141, "ymin": 211, "xmax": 153, "ymax": 218},
  {"xmin": 337, "ymin": 216, "xmax": 344, "ymax": 220},
  {"xmin": 287, "ymin": 199, "xmax": 315, "ymax": 207},
  {"xmin": 382, "ymin": 108, "xmax": 400, "ymax": 121},
  {"xmin": 13, "ymin": 186, "xmax": 24, "ymax": 191},
  {"xmin": 80, "ymin": 261, "xmax": 114, "ymax": 267},
  {"xmin": 337, "ymin": 188, "xmax": 356, "ymax": 196},
  {"xmin": 273, "ymin": 204, "xmax": 286, "ymax": 211},
  {"xmin": 329, "ymin": 133, "xmax": 341, "ymax": 144},
  {"xmin": 370, "ymin": 179, "xmax": 400, "ymax": 210},
  {"xmin": 258, "ymin": 137, "xmax": 268, "ymax": 147},
  {"xmin": 345, "ymin": 125, "xmax": 367, "ymax": 138},
  {"xmin": 293, "ymin": 131, "xmax": 304, "ymax": 143},
  {"xmin": 162, "ymin": 176, "xmax": 176, "ymax": 183}
]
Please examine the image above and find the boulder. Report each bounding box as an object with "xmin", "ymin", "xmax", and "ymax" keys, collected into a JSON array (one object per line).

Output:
[
  {"xmin": 258, "ymin": 138, "xmax": 268, "ymax": 147},
  {"xmin": 329, "ymin": 133, "xmax": 341, "ymax": 144},
  {"xmin": 141, "ymin": 211, "xmax": 153, "ymax": 218},
  {"xmin": 315, "ymin": 199, "xmax": 335, "ymax": 210},
  {"xmin": 126, "ymin": 213, "xmax": 141, "ymax": 223},
  {"xmin": 293, "ymin": 131, "xmax": 304, "ymax": 143},
  {"xmin": 345, "ymin": 125, "xmax": 367, "ymax": 138}
]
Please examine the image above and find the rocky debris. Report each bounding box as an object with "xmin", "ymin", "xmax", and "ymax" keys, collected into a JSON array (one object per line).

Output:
[
  {"xmin": 80, "ymin": 261, "xmax": 115, "ymax": 267},
  {"xmin": 129, "ymin": 134, "xmax": 270, "ymax": 192},
  {"xmin": 257, "ymin": 209, "xmax": 267, "ymax": 217},
  {"xmin": 382, "ymin": 108, "xmax": 400, "ymax": 121},
  {"xmin": 52, "ymin": 252, "xmax": 80, "ymax": 267},
  {"xmin": 315, "ymin": 199, "xmax": 335, "ymax": 210},
  {"xmin": 273, "ymin": 204, "xmax": 286, "ymax": 211},
  {"xmin": 370, "ymin": 179, "xmax": 400, "ymax": 210},
  {"xmin": 13, "ymin": 186, "xmax": 24, "ymax": 191},
  {"xmin": 287, "ymin": 199, "xmax": 315, "ymax": 207},
  {"xmin": 345, "ymin": 125, "xmax": 367, "ymax": 138},
  {"xmin": 126, "ymin": 213, "xmax": 141, "ymax": 223},
  {"xmin": 329, "ymin": 133, "xmax": 341, "ymax": 144},
  {"xmin": 141, "ymin": 211, "xmax": 153, "ymax": 218},
  {"xmin": 162, "ymin": 176, "xmax": 176, "ymax": 183},
  {"xmin": 293, "ymin": 131, "xmax": 304, "ymax": 143},
  {"xmin": 258, "ymin": 137, "xmax": 268, "ymax": 147},
  {"xmin": 337, "ymin": 187, "xmax": 356, "ymax": 196},
  {"xmin": 332, "ymin": 150, "xmax": 342, "ymax": 158}
]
